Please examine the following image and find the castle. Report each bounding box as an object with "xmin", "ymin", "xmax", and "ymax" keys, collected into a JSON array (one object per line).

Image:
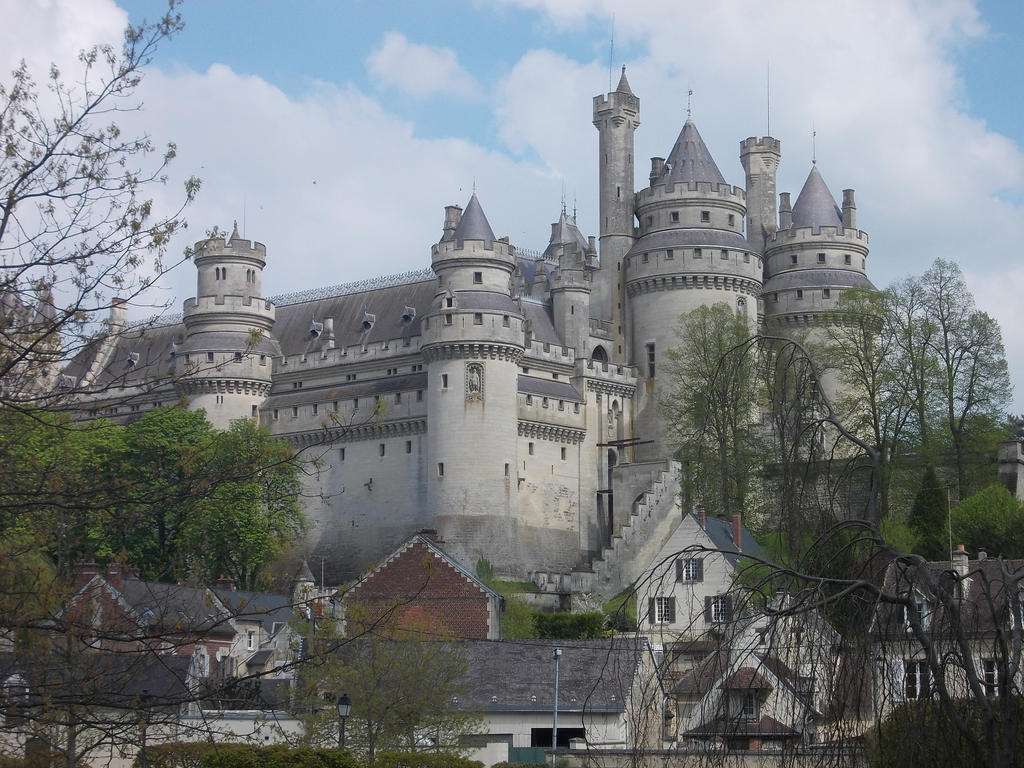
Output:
[{"xmin": 68, "ymin": 70, "xmax": 871, "ymax": 593}]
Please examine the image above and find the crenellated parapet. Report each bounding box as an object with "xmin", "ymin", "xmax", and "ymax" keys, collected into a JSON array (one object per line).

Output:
[
  {"xmin": 626, "ymin": 272, "xmax": 761, "ymax": 298},
  {"xmin": 420, "ymin": 341, "xmax": 524, "ymax": 364}
]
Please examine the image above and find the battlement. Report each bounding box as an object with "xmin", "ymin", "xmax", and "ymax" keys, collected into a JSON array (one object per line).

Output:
[
  {"xmin": 638, "ymin": 180, "xmax": 745, "ymax": 203},
  {"xmin": 524, "ymin": 339, "xmax": 575, "ymax": 366},
  {"xmin": 578, "ymin": 358, "xmax": 636, "ymax": 385},
  {"xmin": 182, "ymin": 294, "xmax": 276, "ymax": 325},
  {"xmin": 768, "ymin": 225, "xmax": 869, "ymax": 247},
  {"xmin": 431, "ymin": 236, "xmax": 517, "ymax": 265},
  {"xmin": 277, "ymin": 334, "xmax": 425, "ymax": 370},
  {"xmin": 192, "ymin": 236, "xmax": 267, "ymax": 263},
  {"xmin": 517, "ymin": 395, "xmax": 585, "ymax": 430},
  {"xmin": 625, "ymin": 249, "xmax": 763, "ymax": 284},
  {"xmin": 740, "ymin": 136, "xmax": 781, "ymax": 154},
  {"xmin": 592, "ymin": 92, "xmax": 639, "ymax": 117}
]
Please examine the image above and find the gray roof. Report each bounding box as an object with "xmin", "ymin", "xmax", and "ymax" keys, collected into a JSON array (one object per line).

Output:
[
  {"xmin": 453, "ymin": 193, "xmax": 496, "ymax": 247},
  {"xmin": 627, "ymin": 228, "xmax": 752, "ymax": 255},
  {"xmin": 116, "ymin": 578, "xmax": 235, "ymax": 635},
  {"xmin": 443, "ymin": 290, "xmax": 521, "ymax": 314},
  {"xmin": 521, "ymin": 299, "xmax": 561, "ymax": 344},
  {"xmin": 762, "ymin": 268, "xmax": 874, "ymax": 292},
  {"xmin": 517, "ymin": 256, "xmax": 553, "ymax": 287},
  {"xmin": 615, "ymin": 66, "xmax": 634, "ymax": 96},
  {"xmin": 455, "ymin": 639, "xmax": 645, "ymax": 713},
  {"xmin": 518, "ymin": 375, "xmax": 583, "ymax": 402},
  {"xmin": 212, "ymin": 588, "xmax": 295, "ymax": 634},
  {"xmin": 702, "ymin": 515, "xmax": 769, "ymax": 569},
  {"xmin": 543, "ymin": 210, "xmax": 589, "ymax": 260},
  {"xmin": 660, "ymin": 120, "xmax": 727, "ymax": 186},
  {"xmin": 791, "ymin": 166, "xmax": 842, "ymax": 229}
]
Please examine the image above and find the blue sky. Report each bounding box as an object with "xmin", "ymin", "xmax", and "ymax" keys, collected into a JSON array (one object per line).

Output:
[{"xmin": 6, "ymin": 0, "xmax": 1024, "ymax": 407}]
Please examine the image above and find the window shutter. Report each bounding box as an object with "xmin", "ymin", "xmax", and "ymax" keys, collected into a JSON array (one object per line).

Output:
[
  {"xmin": 648, "ymin": 598, "xmax": 656, "ymax": 625},
  {"xmin": 666, "ymin": 598, "xmax": 676, "ymax": 624},
  {"xmin": 675, "ymin": 559, "xmax": 683, "ymax": 582},
  {"xmin": 704, "ymin": 596, "xmax": 713, "ymax": 623},
  {"xmin": 694, "ymin": 558, "xmax": 704, "ymax": 582},
  {"xmin": 722, "ymin": 595, "xmax": 733, "ymax": 622}
]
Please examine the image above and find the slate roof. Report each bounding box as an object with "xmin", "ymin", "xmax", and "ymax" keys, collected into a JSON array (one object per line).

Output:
[
  {"xmin": 627, "ymin": 228, "xmax": 752, "ymax": 254},
  {"xmin": 660, "ymin": 120, "xmax": 728, "ymax": 187},
  {"xmin": 542, "ymin": 210, "xmax": 589, "ymax": 260},
  {"xmin": 212, "ymin": 588, "xmax": 295, "ymax": 634},
  {"xmin": 615, "ymin": 66, "xmax": 634, "ymax": 96},
  {"xmin": 791, "ymin": 166, "xmax": 843, "ymax": 230},
  {"xmin": 762, "ymin": 268, "xmax": 874, "ymax": 292},
  {"xmin": 518, "ymin": 375, "xmax": 584, "ymax": 402},
  {"xmin": 453, "ymin": 194, "xmax": 496, "ymax": 247},
  {"xmin": 85, "ymin": 577, "xmax": 235, "ymax": 636},
  {"xmin": 702, "ymin": 515, "xmax": 769, "ymax": 569}
]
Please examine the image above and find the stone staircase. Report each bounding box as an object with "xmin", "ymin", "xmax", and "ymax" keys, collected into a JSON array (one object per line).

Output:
[{"xmin": 571, "ymin": 459, "xmax": 682, "ymax": 599}]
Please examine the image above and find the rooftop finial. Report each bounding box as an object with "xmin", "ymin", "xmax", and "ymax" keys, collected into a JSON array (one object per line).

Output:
[
  {"xmin": 812, "ymin": 124, "xmax": 817, "ymax": 165},
  {"xmin": 561, "ymin": 180, "xmax": 567, "ymax": 216},
  {"xmin": 686, "ymin": 87, "xmax": 694, "ymax": 120},
  {"xmin": 472, "ymin": 177, "xmax": 477, "ymax": 194},
  {"xmin": 573, "ymin": 188, "xmax": 577, "ymax": 222},
  {"xmin": 230, "ymin": 219, "xmax": 240, "ymax": 240}
]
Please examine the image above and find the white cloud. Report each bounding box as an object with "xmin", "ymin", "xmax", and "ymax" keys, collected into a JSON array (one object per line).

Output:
[{"xmin": 366, "ymin": 31, "xmax": 478, "ymax": 99}]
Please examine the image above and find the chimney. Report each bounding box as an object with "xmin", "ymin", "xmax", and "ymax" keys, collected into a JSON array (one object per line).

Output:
[
  {"xmin": 650, "ymin": 157, "xmax": 665, "ymax": 184},
  {"xmin": 418, "ymin": 528, "xmax": 443, "ymax": 543},
  {"xmin": 442, "ymin": 205, "xmax": 462, "ymax": 242},
  {"xmin": 779, "ymin": 192, "xmax": 792, "ymax": 230},
  {"xmin": 978, "ymin": 550, "xmax": 987, "ymax": 562},
  {"xmin": 105, "ymin": 562, "xmax": 125, "ymax": 591},
  {"xmin": 732, "ymin": 511, "xmax": 742, "ymax": 550},
  {"xmin": 841, "ymin": 189, "xmax": 856, "ymax": 228},
  {"xmin": 952, "ymin": 544, "xmax": 969, "ymax": 577},
  {"xmin": 696, "ymin": 505, "xmax": 707, "ymax": 529},
  {"xmin": 74, "ymin": 562, "xmax": 101, "ymax": 590},
  {"xmin": 216, "ymin": 575, "xmax": 236, "ymax": 591}
]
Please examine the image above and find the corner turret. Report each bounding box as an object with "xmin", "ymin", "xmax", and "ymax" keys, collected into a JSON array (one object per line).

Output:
[{"xmin": 740, "ymin": 136, "xmax": 781, "ymax": 254}]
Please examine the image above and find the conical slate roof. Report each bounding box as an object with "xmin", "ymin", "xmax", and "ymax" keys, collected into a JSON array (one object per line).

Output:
[
  {"xmin": 662, "ymin": 120, "xmax": 727, "ymax": 186},
  {"xmin": 453, "ymin": 193, "xmax": 495, "ymax": 247},
  {"xmin": 791, "ymin": 166, "xmax": 842, "ymax": 229},
  {"xmin": 615, "ymin": 65, "xmax": 634, "ymax": 96},
  {"xmin": 543, "ymin": 209, "xmax": 588, "ymax": 259}
]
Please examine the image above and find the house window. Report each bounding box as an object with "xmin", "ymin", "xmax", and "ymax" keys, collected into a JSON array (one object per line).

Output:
[
  {"xmin": 642, "ymin": 253, "xmax": 648, "ymax": 263},
  {"xmin": 473, "ymin": 312, "xmax": 483, "ymax": 325},
  {"xmin": 706, "ymin": 595, "xmax": 733, "ymax": 623},
  {"xmin": 700, "ymin": 210, "xmax": 710, "ymax": 223},
  {"xmin": 741, "ymin": 692, "xmax": 758, "ymax": 720},
  {"xmin": 353, "ymin": 398, "xmax": 359, "ymax": 409},
  {"xmin": 646, "ymin": 343, "xmax": 655, "ymax": 378},
  {"xmin": 676, "ymin": 557, "xmax": 704, "ymax": 582},
  {"xmin": 982, "ymin": 659, "xmax": 999, "ymax": 697},
  {"xmin": 650, "ymin": 596, "xmax": 676, "ymax": 624},
  {"xmin": 234, "ymin": 351, "xmax": 243, "ymax": 362},
  {"xmin": 743, "ymin": 253, "xmax": 750, "ymax": 263},
  {"xmin": 558, "ymin": 400, "xmax": 564, "ymax": 411},
  {"xmin": 291, "ymin": 407, "xmax": 298, "ymax": 418},
  {"xmin": 728, "ymin": 214, "xmax": 735, "ymax": 226},
  {"xmin": 312, "ymin": 403, "xmax": 318, "ymax": 415},
  {"xmin": 526, "ymin": 395, "xmax": 533, "ymax": 405},
  {"xmin": 473, "ymin": 271, "xmax": 483, "ymax": 284},
  {"xmin": 542, "ymin": 398, "xmax": 549, "ymax": 408},
  {"xmin": 445, "ymin": 296, "xmax": 454, "ymax": 308},
  {"xmin": 273, "ymin": 409, "xmax": 279, "ymax": 420},
  {"xmin": 905, "ymin": 600, "xmax": 929, "ymax": 630},
  {"xmin": 504, "ymin": 463, "xmax": 510, "ymax": 477},
  {"xmin": 247, "ymin": 630, "xmax": 256, "ymax": 651},
  {"xmin": 817, "ymin": 252, "xmax": 826, "ymax": 264},
  {"xmin": 904, "ymin": 660, "xmax": 930, "ymax": 700}
]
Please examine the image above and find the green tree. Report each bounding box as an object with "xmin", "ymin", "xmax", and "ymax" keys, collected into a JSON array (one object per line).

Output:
[
  {"xmin": 661, "ymin": 304, "xmax": 761, "ymax": 518},
  {"xmin": 950, "ymin": 483, "xmax": 1024, "ymax": 558},
  {"xmin": 908, "ymin": 466, "xmax": 949, "ymax": 561}
]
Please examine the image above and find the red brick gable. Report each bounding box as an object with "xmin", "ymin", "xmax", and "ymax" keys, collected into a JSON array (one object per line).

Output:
[{"xmin": 346, "ymin": 539, "xmax": 495, "ymax": 640}]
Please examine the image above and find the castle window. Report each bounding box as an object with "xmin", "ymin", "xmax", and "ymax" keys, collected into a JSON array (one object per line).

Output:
[
  {"xmin": 473, "ymin": 313, "xmax": 483, "ymax": 325},
  {"xmin": 542, "ymin": 398, "xmax": 549, "ymax": 408},
  {"xmin": 353, "ymin": 398, "xmax": 359, "ymax": 409},
  {"xmin": 561, "ymin": 447, "xmax": 567, "ymax": 461},
  {"xmin": 504, "ymin": 463, "xmax": 510, "ymax": 477},
  {"xmin": 646, "ymin": 216, "xmax": 653, "ymax": 227},
  {"xmin": 443, "ymin": 314, "xmax": 453, "ymax": 326},
  {"xmin": 558, "ymin": 400, "xmax": 565, "ymax": 411},
  {"xmin": 694, "ymin": 248, "xmax": 702, "ymax": 259},
  {"xmin": 251, "ymin": 404, "xmax": 258, "ymax": 419},
  {"xmin": 379, "ymin": 443, "xmax": 386, "ymax": 457},
  {"xmin": 473, "ymin": 271, "xmax": 483, "ymax": 284},
  {"xmin": 526, "ymin": 395, "xmax": 533, "ymax": 405},
  {"xmin": 445, "ymin": 296, "xmax": 454, "ymax": 308},
  {"xmin": 666, "ymin": 249, "xmax": 673, "ymax": 260},
  {"xmin": 616, "ymin": 186, "xmax": 620, "ymax": 198},
  {"xmin": 743, "ymin": 254, "xmax": 750, "ymax": 263},
  {"xmin": 773, "ymin": 293, "xmax": 778, "ymax": 302},
  {"xmin": 416, "ymin": 390, "xmax": 423, "ymax": 401},
  {"xmin": 291, "ymin": 407, "xmax": 298, "ymax": 418},
  {"xmin": 796, "ymin": 289, "xmax": 804, "ymax": 299},
  {"xmin": 437, "ymin": 462, "xmax": 444, "ymax": 477},
  {"xmin": 441, "ymin": 374, "xmax": 448, "ymax": 390},
  {"xmin": 642, "ymin": 253, "xmax": 648, "ymax": 263},
  {"xmin": 574, "ymin": 403, "xmax": 580, "ymax": 414},
  {"xmin": 728, "ymin": 214, "xmax": 735, "ymax": 226},
  {"xmin": 671, "ymin": 211, "xmax": 679, "ymax": 222},
  {"xmin": 720, "ymin": 249, "xmax": 728, "ymax": 260},
  {"xmin": 503, "ymin": 315, "xmax": 510, "ymax": 327},
  {"xmin": 791, "ymin": 254, "xmax": 798, "ymax": 265},
  {"xmin": 528, "ymin": 442, "xmax": 535, "ymax": 456},
  {"xmin": 207, "ymin": 352, "xmax": 214, "ymax": 362},
  {"xmin": 701, "ymin": 211, "xmax": 710, "ymax": 223},
  {"xmin": 844, "ymin": 254, "xmax": 852, "ymax": 265},
  {"xmin": 394, "ymin": 393, "xmax": 401, "ymax": 404},
  {"xmin": 405, "ymin": 440, "xmax": 412, "ymax": 454},
  {"xmin": 817, "ymin": 252, "xmax": 826, "ymax": 264},
  {"xmin": 312, "ymin": 403, "xmax": 318, "ymax": 415},
  {"xmin": 646, "ymin": 343, "xmax": 656, "ymax": 378},
  {"xmin": 823, "ymin": 288, "xmax": 831, "ymax": 299},
  {"xmin": 339, "ymin": 448, "xmax": 345, "ymax": 461},
  {"xmin": 259, "ymin": 355, "xmax": 266, "ymax": 365},
  {"xmin": 273, "ymin": 409, "xmax": 279, "ymax": 420},
  {"xmin": 333, "ymin": 401, "xmax": 339, "ymax": 411},
  {"xmin": 862, "ymin": 258, "xmax": 866, "ymax": 269},
  {"xmin": 552, "ymin": 373, "xmax": 559, "ymax": 380}
]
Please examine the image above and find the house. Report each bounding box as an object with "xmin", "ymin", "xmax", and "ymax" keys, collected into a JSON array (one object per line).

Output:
[
  {"xmin": 341, "ymin": 530, "xmax": 503, "ymax": 640},
  {"xmin": 212, "ymin": 583, "xmax": 296, "ymax": 679},
  {"xmin": 635, "ymin": 509, "xmax": 768, "ymax": 640},
  {"xmin": 869, "ymin": 546, "xmax": 1024, "ymax": 721}
]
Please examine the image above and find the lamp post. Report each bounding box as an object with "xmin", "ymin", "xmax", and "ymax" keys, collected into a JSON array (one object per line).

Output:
[
  {"xmin": 137, "ymin": 688, "xmax": 149, "ymax": 768},
  {"xmin": 336, "ymin": 693, "xmax": 351, "ymax": 749},
  {"xmin": 552, "ymin": 648, "xmax": 562, "ymax": 752}
]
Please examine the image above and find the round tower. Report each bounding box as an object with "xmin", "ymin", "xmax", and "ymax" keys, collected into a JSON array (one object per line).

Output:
[
  {"xmin": 763, "ymin": 165, "xmax": 872, "ymax": 403},
  {"xmin": 626, "ymin": 119, "xmax": 762, "ymax": 460},
  {"xmin": 177, "ymin": 224, "xmax": 279, "ymax": 429},
  {"xmin": 422, "ymin": 195, "xmax": 526, "ymax": 574},
  {"xmin": 547, "ymin": 208, "xmax": 595, "ymax": 358},
  {"xmin": 592, "ymin": 66, "xmax": 640, "ymax": 363}
]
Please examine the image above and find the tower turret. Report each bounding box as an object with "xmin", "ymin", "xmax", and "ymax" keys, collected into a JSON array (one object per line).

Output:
[
  {"xmin": 547, "ymin": 209, "xmax": 594, "ymax": 357},
  {"xmin": 423, "ymin": 195, "xmax": 526, "ymax": 574},
  {"xmin": 592, "ymin": 67, "xmax": 640, "ymax": 362},
  {"xmin": 740, "ymin": 136, "xmax": 781, "ymax": 254},
  {"xmin": 177, "ymin": 226, "xmax": 279, "ymax": 429}
]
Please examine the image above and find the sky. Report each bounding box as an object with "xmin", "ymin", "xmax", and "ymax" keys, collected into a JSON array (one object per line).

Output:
[{"xmin": 4, "ymin": 0, "xmax": 1024, "ymax": 408}]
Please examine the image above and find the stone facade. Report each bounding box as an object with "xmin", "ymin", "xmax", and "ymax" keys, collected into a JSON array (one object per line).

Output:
[{"xmin": 67, "ymin": 73, "xmax": 871, "ymax": 590}]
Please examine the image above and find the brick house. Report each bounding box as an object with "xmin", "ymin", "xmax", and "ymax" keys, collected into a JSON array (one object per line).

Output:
[{"xmin": 341, "ymin": 530, "xmax": 503, "ymax": 640}]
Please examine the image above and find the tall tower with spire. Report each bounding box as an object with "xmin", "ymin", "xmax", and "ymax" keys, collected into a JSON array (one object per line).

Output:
[
  {"xmin": 592, "ymin": 66, "xmax": 640, "ymax": 363},
  {"xmin": 740, "ymin": 135, "xmax": 781, "ymax": 254}
]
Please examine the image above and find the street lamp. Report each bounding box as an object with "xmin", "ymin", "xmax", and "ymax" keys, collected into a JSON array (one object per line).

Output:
[
  {"xmin": 336, "ymin": 693, "xmax": 351, "ymax": 749},
  {"xmin": 137, "ymin": 688, "xmax": 149, "ymax": 768},
  {"xmin": 552, "ymin": 648, "xmax": 562, "ymax": 752}
]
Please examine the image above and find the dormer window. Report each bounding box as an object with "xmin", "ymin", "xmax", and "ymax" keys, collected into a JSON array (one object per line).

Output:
[
  {"xmin": 401, "ymin": 306, "xmax": 416, "ymax": 323},
  {"xmin": 361, "ymin": 311, "xmax": 376, "ymax": 331},
  {"xmin": 445, "ymin": 296, "xmax": 454, "ymax": 308}
]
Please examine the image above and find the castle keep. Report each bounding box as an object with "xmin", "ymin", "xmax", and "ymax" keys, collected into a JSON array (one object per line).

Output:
[{"xmin": 68, "ymin": 71, "xmax": 871, "ymax": 592}]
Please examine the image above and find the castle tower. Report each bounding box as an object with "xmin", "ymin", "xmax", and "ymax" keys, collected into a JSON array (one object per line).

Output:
[
  {"xmin": 763, "ymin": 165, "xmax": 872, "ymax": 404},
  {"xmin": 547, "ymin": 208, "xmax": 595, "ymax": 357},
  {"xmin": 423, "ymin": 194, "xmax": 527, "ymax": 574},
  {"xmin": 626, "ymin": 119, "xmax": 762, "ymax": 460},
  {"xmin": 177, "ymin": 224, "xmax": 279, "ymax": 429},
  {"xmin": 592, "ymin": 67, "xmax": 640, "ymax": 363},
  {"xmin": 740, "ymin": 136, "xmax": 781, "ymax": 254}
]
